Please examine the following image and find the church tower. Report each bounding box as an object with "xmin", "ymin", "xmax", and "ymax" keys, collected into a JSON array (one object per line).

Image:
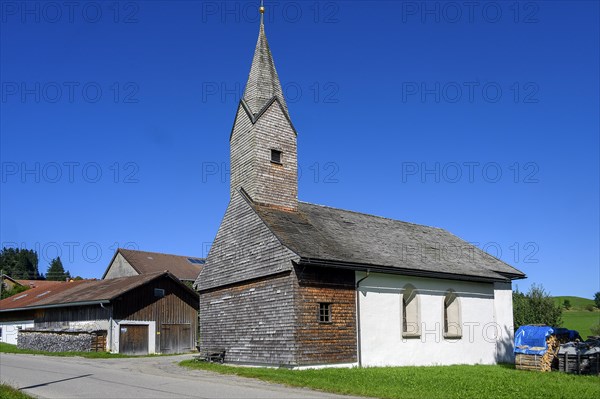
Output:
[{"xmin": 229, "ymin": 5, "xmax": 298, "ymax": 211}]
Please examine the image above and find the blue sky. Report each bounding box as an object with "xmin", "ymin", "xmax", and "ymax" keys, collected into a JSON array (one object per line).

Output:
[{"xmin": 0, "ymin": 1, "xmax": 598, "ymax": 298}]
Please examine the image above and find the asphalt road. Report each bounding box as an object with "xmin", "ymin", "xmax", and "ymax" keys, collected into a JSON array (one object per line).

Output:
[{"xmin": 0, "ymin": 353, "xmax": 363, "ymax": 399}]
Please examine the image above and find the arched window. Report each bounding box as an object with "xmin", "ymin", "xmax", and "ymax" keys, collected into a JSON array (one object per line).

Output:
[
  {"xmin": 443, "ymin": 290, "xmax": 462, "ymax": 338},
  {"xmin": 402, "ymin": 284, "xmax": 420, "ymax": 337}
]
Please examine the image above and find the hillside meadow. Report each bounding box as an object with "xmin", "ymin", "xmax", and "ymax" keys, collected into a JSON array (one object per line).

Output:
[{"xmin": 553, "ymin": 296, "xmax": 599, "ymax": 338}]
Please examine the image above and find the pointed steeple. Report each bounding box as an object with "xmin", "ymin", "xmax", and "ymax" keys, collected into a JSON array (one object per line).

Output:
[
  {"xmin": 229, "ymin": 3, "xmax": 298, "ymax": 211},
  {"xmin": 242, "ymin": 6, "xmax": 288, "ymax": 116}
]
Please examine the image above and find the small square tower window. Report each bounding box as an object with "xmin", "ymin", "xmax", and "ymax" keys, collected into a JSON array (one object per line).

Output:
[
  {"xmin": 271, "ymin": 149, "xmax": 282, "ymax": 164},
  {"xmin": 318, "ymin": 303, "xmax": 332, "ymax": 323}
]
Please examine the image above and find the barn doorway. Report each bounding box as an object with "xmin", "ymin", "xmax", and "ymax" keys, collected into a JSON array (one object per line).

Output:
[
  {"xmin": 160, "ymin": 323, "xmax": 192, "ymax": 354},
  {"xmin": 119, "ymin": 324, "xmax": 149, "ymax": 355}
]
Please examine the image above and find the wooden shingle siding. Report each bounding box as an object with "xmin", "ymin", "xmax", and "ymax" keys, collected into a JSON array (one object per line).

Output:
[
  {"xmin": 196, "ymin": 190, "xmax": 299, "ymax": 291},
  {"xmin": 230, "ymin": 104, "xmax": 255, "ymax": 199},
  {"xmin": 294, "ymin": 266, "xmax": 357, "ymax": 365},
  {"xmin": 199, "ymin": 272, "xmax": 297, "ymax": 365},
  {"xmin": 251, "ymin": 102, "xmax": 297, "ymax": 210},
  {"xmin": 230, "ymin": 101, "xmax": 297, "ymax": 210}
]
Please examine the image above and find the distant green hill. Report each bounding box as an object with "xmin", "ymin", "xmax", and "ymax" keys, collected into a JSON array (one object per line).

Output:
[
  {"xmin": 552, "ymin": 296, "xmax": 599, "ymax": 339},
  {"xmin": 552, "ymin": 296, "xmax": 595, "ymax": 310}
]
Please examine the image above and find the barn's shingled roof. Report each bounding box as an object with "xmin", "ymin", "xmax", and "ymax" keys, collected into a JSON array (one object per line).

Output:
[
  {"xmin": 107, "ymin": 249, "xmax": 204, "ymax": 281},
  {"xmin": 0, "ymin": 272, "xmax": 195, "ymax": 312},
  {"xmin": 249, "ymin": 198, "xmax": 525, "ymax": 282}
]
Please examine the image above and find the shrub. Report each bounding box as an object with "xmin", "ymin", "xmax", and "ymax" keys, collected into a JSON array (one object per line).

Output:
[
  {"xmin": 563, "ymin": 299, "xmax": 572, "ymax": 310},
  {"xmin": 513, "ymin": 284, "xmax": 562, "ymax": 330},
  {"xmin": 590, "ymin": 324, "xmax": 600, "ymax": 336},
  {"xmin": 585, "ymin": 304, "xmax": 596, "ymax": 312}
]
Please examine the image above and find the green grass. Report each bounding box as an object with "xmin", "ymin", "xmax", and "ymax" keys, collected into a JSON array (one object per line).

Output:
[
  {"xmin": 551, "ymin": 296, "xmax": 600, "ymax": 339},
  {"xmin": 553, "ymin": 296, "xmax": 596, "ymax": 311},
  {"xmin": 0, "ymin": 384, "xmax": 33, "ymax": 399},
  {"xmin": 0, "ymin": 342, "xmax": 181, "ymax": 358},
  {"xmin": 180, "ymin": 361, "xmax": 600, "ymax": 399},
  {"xmin": 562, "ymin": 311, "xmax": 600, "ymax": 339}
]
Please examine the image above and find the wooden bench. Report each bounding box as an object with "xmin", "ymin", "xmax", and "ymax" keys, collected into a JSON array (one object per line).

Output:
[{"xmin": 195, "ymin": 346, "xmax": 226, "ymax": 363}]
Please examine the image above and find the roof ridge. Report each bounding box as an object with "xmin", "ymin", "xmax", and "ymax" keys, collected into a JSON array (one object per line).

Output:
[
  {"xmin": 119, "ymin": 248, "xmax": 204, "ymax": 259},
  {"xmin": 298, "ymin": 200, "xmax": 445, "ymax": 231}
]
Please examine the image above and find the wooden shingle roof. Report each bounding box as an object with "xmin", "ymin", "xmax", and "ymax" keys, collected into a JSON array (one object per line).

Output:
[
  {"xmin": 250, "ymin": 199, "xmax": 526, "ymax": 282},
  {"xmin": 242, "ymin": 16, "xmax": 288, "ymax": 117}
]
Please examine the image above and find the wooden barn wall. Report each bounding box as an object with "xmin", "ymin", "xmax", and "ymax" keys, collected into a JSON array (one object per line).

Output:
[
  {"xmin": 199, "ymin": 272, "xmax": 298, "ymax": 365},
  {"xmin": 0, "ymin": 309, "xmax": 36, "ymax": 322},
  {"xmin": 34, "ymin": 305, "xmax": 111, "ymax": 329},
  {"xmin": 293, "ymin": 265, "xmax": 357, "ymax": 365},
  {"xmin": 0, "ymin": 306, "xmax": 110, "ymax": 327},
  {"xmin": 113, "ymin": 277, "xmax": 199, "ymax": 353}
]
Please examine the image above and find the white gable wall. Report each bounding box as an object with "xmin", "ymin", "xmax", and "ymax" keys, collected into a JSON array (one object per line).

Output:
[
  {"xmin": 493, "ymin": 281, "xmax": 515, "ymax": 363},
  {"xmin": 104, "ymin": 253, "xmax": 137, "ymax": 279},
  {"xmin": 357, "ymin": 272, "xmax": 512, "ymax": 367}
]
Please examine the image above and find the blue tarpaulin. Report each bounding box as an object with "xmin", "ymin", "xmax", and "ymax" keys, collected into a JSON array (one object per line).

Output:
[
  {"xmin": 514, "ymin": 326, "xmax": 554, "ymax": 355},
  {"xmin": 552, "ymin": 327, "xmax": 581, "ymax": 341}
]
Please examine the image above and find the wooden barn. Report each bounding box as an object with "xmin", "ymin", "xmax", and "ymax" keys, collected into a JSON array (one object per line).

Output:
[
  {"xmin": 0, "ymin": 272, "xmax": 198, "ymax": 354},
  {"xmin": 102, "ymin": 248, "xmax": 205, "ymax": 285}
]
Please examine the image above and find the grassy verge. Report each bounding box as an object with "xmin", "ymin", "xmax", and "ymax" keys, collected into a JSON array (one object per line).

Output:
[
  {"xmin": 0, "ymin": 342, "xmax": 183, "ymax": 358},
  {"xmin": 0, "ymin": 384, "xmax": 34, "ymax": 399},
  {"xmin": 180, "ymin": 361, "xmax": 600, "ymax": 399}
]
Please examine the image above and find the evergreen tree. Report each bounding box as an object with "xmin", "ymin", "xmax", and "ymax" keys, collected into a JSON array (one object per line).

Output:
[
  {"xmin": 0, "ymin": 247, "xmax": 40, "ymax": 279},
  {"xmin": 46, "ymin": 257, "xmax": 69, "ymax": 281},
  {"xmin": 594, "ymin": 292, "xmax": 600, "ymax": 309}
]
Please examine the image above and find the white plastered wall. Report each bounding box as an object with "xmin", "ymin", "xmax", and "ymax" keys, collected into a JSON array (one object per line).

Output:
[
  {"xmin": 357, "ymin": 272, "xmax": 508, "ymax": 367},
  {"xmin": 103, "ymin": 252, "xmax": 137, "ymax": 279},
  {"xmin": 493, "ymin": 281, "xmax": 515, "ymax": 363}
]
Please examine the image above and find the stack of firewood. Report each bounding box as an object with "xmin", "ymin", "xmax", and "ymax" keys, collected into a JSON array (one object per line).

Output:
[{"xmin": 515, "ymin": 335, "xmax": 559, "ymax": 372}]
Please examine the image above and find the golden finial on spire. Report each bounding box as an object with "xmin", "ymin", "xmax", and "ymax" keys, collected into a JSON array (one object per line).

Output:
[{"xmin": 259, "ymin": 0, "xmax": 265, "ymax": 14}]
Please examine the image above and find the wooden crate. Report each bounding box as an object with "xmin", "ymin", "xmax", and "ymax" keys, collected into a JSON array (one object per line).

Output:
[
  {"xmin": 515, "ymin": 353, "xmax": 546, "ymax": 371},
  {"xmin": 91, "ymin": 331, "xmax": 107, "ymax": 352}
]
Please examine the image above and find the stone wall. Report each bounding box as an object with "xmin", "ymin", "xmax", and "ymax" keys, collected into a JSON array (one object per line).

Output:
[{"xmin": 17, "ymin": 330, "xmax": 102, "ymax": 352}]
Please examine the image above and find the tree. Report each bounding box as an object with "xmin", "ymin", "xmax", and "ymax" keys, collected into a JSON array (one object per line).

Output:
[
  {"xmin": 594, "ymin": 292, "xmax": 600, "ymax": 309},
  {"xmin": 46, "ymin": 257, "xmax": 70, "ymax": 281},
  {"xmin": 513, "ymin": 284, "xmax": 562, "ymax": 330},
  {"xmin": 0, "ymin": 247, "xmax": 40, "ymax": 279},
  {"xmin": 563, "ymin": 299, "xmax": 572, "ymax": 310}
]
